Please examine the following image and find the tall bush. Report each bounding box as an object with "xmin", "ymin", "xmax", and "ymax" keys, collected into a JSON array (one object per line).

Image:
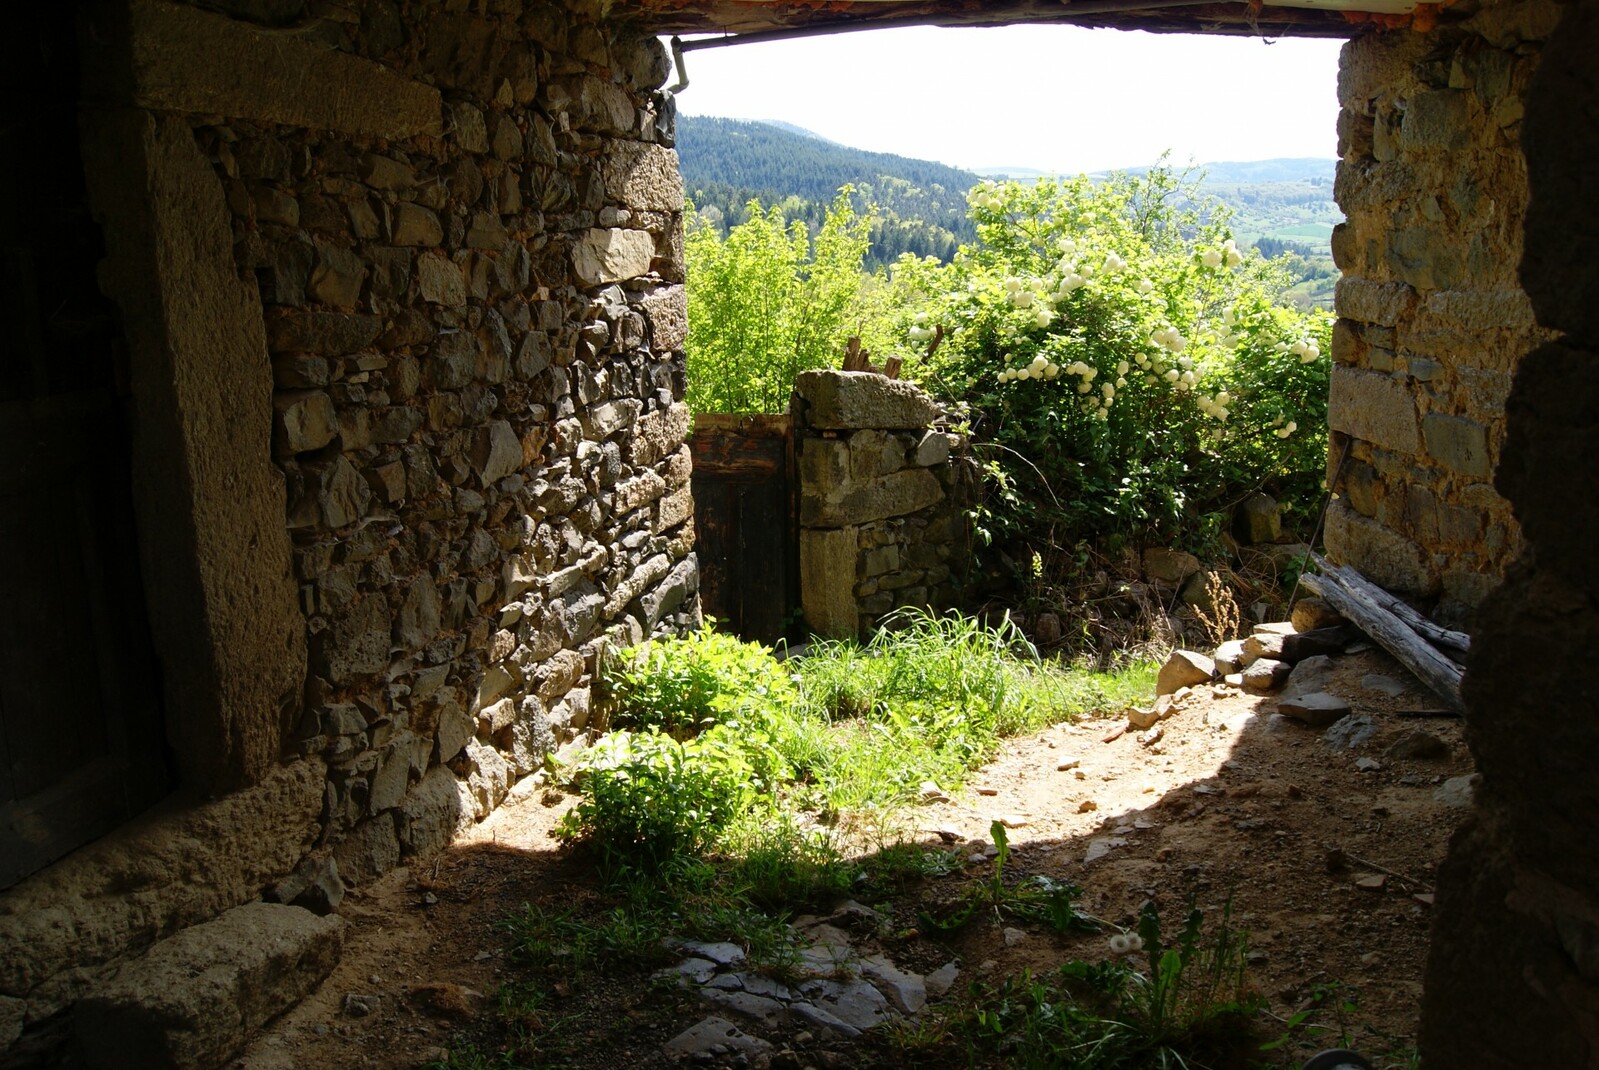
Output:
[
  {"xmin": 893, "ymin": 166, "xmax": 1332, "ymax": 553},
  {"xmin": 685, "ymin": 187, "xmax": 896, "ymax": 413}
]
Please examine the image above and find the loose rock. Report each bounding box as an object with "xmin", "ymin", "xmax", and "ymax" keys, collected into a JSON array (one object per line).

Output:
[
  {"xmin": 1277, "ymin": 691, "xmax": 1352, "ymax": 727},
  {"xmin": 1157, "ymin": 649, "xmax": 1215, "ymax": 696}
]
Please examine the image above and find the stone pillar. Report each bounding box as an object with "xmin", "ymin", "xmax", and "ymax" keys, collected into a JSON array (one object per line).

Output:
[
  {"xmin": 1328, "ymin": 0, "xmax": 1558, "ymax": 624},
  {"xmin": 793, "ymin": 370, "xmax": 971, "ymax": 638},
  {"xmin": 1419, "ymin": 1, "xmax": 1599, "ymax": 1063}
]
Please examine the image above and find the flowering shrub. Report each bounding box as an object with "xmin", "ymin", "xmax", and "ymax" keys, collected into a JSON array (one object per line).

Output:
[{"xmin": 893, "ymin": 165, "xmax": 1331, "ymax": 552}]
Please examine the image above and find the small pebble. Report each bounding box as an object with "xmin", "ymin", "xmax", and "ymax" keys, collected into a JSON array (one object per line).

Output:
[
  {"xmin": 1056, "ymin": 758, "xmax": 1081, "ymax": 771},
  {"xmin": 1077, "ymin": 799, "xmax": 1098, "ymax": 813}
]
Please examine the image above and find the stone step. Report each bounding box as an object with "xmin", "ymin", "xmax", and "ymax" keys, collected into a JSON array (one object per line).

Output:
[{"xmin": 76, "ymin": 902, "xmax": 344, "ymax": 1070}]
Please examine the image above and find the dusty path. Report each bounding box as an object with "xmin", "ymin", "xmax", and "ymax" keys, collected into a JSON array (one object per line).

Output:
[{"xmin": 237, "ymin": 645, "xmax": 1471, "ymax": 1070}]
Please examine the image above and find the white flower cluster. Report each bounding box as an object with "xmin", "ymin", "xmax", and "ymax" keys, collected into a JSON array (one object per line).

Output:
[
  {"xmin": 1201, "ymin": 238, "xmax": 1245, "ymax": 270},
  {"xmin": 1275, "ymin": 337, "xmax": 1322, "ymax": 363},
  {"xmin": 907, "ymin": 311, "xmax": 935, "ymax": 344},
  {"xmin": 997, "ymin": 354, "xmax": 1060, "ymax": 383},
  {"xmin": 1108, "ymin": 932, "xmax": 1146, "ymax": 954},
  {"xmin": 1150, "ymin": 325, "xmax": 1187, "ymax": 354},
  {"xmin": 1273, "ymin": 417, "xmax": 1300, "ymax": 439},
  {"xmin": 970, "ymin": 181, "xmax": 1004, "ymax": 210}
]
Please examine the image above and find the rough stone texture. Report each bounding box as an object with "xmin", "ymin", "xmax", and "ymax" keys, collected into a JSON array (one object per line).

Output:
[
  {"xmin": 1421, "ymin": 2, "xmax": 1599, "ymax": 1063},
  {"xmin": 1156, "ymin": 650, "xmax": 1215, "ymax": 696},
  {"xmin": 799, "ymin": 527, "xmax": 858, "ymax": 639},
  {"xmin": 82, "ymin": 110, "xmax": 307, "ymax": 793},
  {"xmin": 1330, "ymin": 0, "xmax": 1557, "ymax": 619},
  {"xmin": 795, "ymin": 375, "xmax": 973, "ymax": 637},
  {"xmin": 0, "ymin": 760, "xmax": 324, "ymax": 1020},
  {"xmin": 75, "ymin": 902, "xmax": 344, "ymax": 1070},
  {"xmin": 8, "ymin": 0, "xmax": 697, "ymax": 1050},
  {"xmin": 119, "ymin": 2, "xmax": 442, "ymax": 139},
  {"xmin": 794, "ymin": 369, "xmax": 942, "ymax": 430}
]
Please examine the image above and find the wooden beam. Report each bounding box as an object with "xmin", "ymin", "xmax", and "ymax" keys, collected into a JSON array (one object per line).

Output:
[{"xmin": 1299, "ymin": 557, "xmax": 1466, "ymax": 715}]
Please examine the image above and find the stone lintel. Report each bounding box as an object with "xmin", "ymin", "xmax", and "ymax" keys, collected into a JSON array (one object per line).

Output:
[{"xmin": 123, "ymin": 0, "xmax": 441, "ymax": 138}]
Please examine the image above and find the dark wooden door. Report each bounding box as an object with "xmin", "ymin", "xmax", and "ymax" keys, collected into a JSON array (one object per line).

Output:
[
  {"xmin": 0, "ymin": 8, "xmax": 169, "ymax": 888},
  {"xmin": 689, "ymin": 414, "xmax": 798, "ymax": 646}
]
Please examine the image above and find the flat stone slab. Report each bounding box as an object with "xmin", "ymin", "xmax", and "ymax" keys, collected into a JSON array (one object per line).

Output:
[
  {"xmin": 76, "ymin": 902, "xmax": 344, "ymax": 1070},
  {"xmin": 663, "ymin": 1016, "xmax": 772, "ymax": 1059},
  {"xmin": 795, "ymin": 369, "xmax": 941, "ymax": 430},
  {"xmin": 1278, "ymin": 691, "xmax": 1353, "ymax": 727}
]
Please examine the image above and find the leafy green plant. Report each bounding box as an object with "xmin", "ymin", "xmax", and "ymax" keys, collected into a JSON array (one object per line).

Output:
[
  {"xmin": 557, "ymin": 727, "xmax": 757, "ymax": 870},
  {"xmin": 686, "ymin": 186, "xmax": 901, "ymax": 413},
  {"xmin": 960, "ymin": 900, "xmax": 1263, "ymax": 1069},
  {"xmin": 604, "ymin": 624, "xmax": 799, "ymax": 735},
  {"xmin": 919, "ymin": 820, "xmax": 1097, "ymax": 934}
]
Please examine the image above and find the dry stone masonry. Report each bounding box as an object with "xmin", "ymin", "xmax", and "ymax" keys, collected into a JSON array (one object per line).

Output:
[
  {"xmin": 793, "ymin": 371, "xmax": 974, "ymax": 638},
  {"xmin": 1327, "ymin": 0, "xmax": 1560, "ymax": 623},
  {"xmin": 3, "ymin": 0, "xmax": 699, "ymax": 1056},
  {"xmin": 223, "ymin": 2, "xmax": 698, "ymax": 889}
]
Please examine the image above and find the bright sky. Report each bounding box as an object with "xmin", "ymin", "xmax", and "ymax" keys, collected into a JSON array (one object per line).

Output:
[{"xmin": 670, "ymin": 25, "xmax": 1345, "ymax": 174}]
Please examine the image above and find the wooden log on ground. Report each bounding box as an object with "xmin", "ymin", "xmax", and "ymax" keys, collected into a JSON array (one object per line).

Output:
[
  {"xmin": 1299, "ymin": 562, "xmax": 1466, "ymax": 715},
  {"xmin": 1314, "ymin": 557, "xmax": 1471, "ymax": 659}
]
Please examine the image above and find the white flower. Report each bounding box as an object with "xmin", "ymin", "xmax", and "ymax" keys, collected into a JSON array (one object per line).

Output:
[
  {"xmin": 1115, "ymin": 361, "xmax": 1130, "ymax": 376},
  {"xmin": 1115, "ymin": 377, "xmax": 1127, "ymax": 388},
  {"xmin": 1012, "ymin": 290, "xmax": 1035, "ymax": 309},
  {"xmin": 1033, "ymin": 308, "xmax": 1053, "ymax": 329},
  {"xmin": 1060, "ymin": 238, "xmax": 1079, "ymax": 256},
  {"xmin": 1077, "ymin": 382, "xmax": 1091, "ymax": 394},
  {"xmin": 1164, "ymin": 369, "xmax": 1180, "ymax": 382},
  {"xmin": 913, "ymin": 311, "xmax": 930, "ymax": 326},
  {"xmin": 1216, "ymin": 390, "xmax": 1232, "ymax": 406},
  {"xmin": 908, "ymin": 326, "xmax": 933, "ymax": 343},
  {"xmin": 1136, "ymin": 278, "xmax": 1153, "ymax": 294},
  {"xmin": 1168, "ymin": 332, "xmax": 1186, "ymax": 353},
  {"xmin": 1030, "ymin": 355, "xmax": 1048, "ymax": 372},
  {"xmin": 1102, "ymin": 383, "xmax": 1115, "ymax": 399},
  {"xmin": 1202, "ymin": 249, "xmax": 1223, "ymax": 269},
  {"xmin": 1094, "ymin": 407, "xmax": 1109, "ymax": 421},
  {"xmin": 1044, "ymin": 362, "xmax": 1060, "ymax": 379},
  {"xmin": 1005, "ymin": 276, "xmax": 1024, "ymax": 293},
  {"xmin": 1083, "ymin": 367, "xmax": 1097, "ymax": 381},
  {"xmin": 1102, "ymin": 253, "xmax": 1127, "ymax": 274},
  {"xmin": 1145, "ymin": 374, "xmax": 1159, "ymax": 386}
]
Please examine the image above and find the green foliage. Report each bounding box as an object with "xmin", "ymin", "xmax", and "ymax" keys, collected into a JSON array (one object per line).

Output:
[
  {"xmin": 686, "ymin": 186, "xmax": 897, "ymax": 413},
  {"xmin": 605, "ymin": 623, "xmax": 799, "ymax": 734},
  {"xmin": 892, "ymin": 164, "xmax": 1332, "ymax": 555},
  {"xmin": 919, "ymin": 820, "xmax": 1098, "ymax": 935},
  {"xmin": 960, "ymin": 900, "xmax": 1262, "ymax": 1069},
  {"xmin": 557, "ymin": 727, "xmax": 757, "ymax": 870},
  {"xmin": 569, "ymin": 612, "xmax": 1152, "ymax": 865}
]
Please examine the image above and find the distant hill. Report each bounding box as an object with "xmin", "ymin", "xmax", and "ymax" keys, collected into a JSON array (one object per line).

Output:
[
  {"xmin": 675, "ymin": 115, "xmax": 981, "ymax": 268},
  {"xmin": 676, "ymin": 117, "xmax": 1338, "ymax": 306}
]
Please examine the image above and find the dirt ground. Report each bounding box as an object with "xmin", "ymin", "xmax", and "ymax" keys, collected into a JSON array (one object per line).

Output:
[{"xmin": 236, "ymin": 645, "xmax": 1471, "ymax": 1070}]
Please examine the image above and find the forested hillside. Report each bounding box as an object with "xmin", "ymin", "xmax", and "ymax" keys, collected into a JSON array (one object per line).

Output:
[
  {"xmin": 677, "ymin": 116, "xmax": 1339, "ymax": 306},
  {"xmin": 676, "ymin": 115, "xmax": 979, "ymax": 268}
]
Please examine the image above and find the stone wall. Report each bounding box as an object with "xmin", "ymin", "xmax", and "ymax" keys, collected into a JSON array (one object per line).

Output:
[
  {"xmin": 1420, "ymin": 1, "xmax": 1599, "ymax": 1062},
  {"xmin": 2, "ymin": 0, "xmax": 695, "ymax": 1044},
  {"xmin": 1327, "ymin": 0, "xmax": 1560, "ymax": 624},
  {"xmin": 794, "ymin": 371, "xmax": 973, "ymax": 638}
]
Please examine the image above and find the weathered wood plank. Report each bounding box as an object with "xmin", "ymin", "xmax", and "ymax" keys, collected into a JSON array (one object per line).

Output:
[{"xmin": 1300, "ymin": 560, "xmax": 1466, "ymax": 715}]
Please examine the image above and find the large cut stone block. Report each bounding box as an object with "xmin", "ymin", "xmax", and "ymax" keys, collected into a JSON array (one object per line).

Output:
[
  {"xmin": 801, "ymin": 527, "xmax": 859, "ymax": 639},
  {"xmin": 76, "ymin": 902, "xmax": 344, "ymax": 1070},
  {"xmin": 603, "ymin": 141, "xmax": 683, "ymax": 213},
  {"xmin": 801, "ymin": 467, "xmax": 943, "ymax": 528},
  {"xmin": 573, "ymin": 228, "xmax": 656, "ymax": 285},
  {"xmin": 795, "ymin": 370, "xmax": 941, "ymax": 430},
  {"xmin": 122, "ymin": 2, "xmax": 440, "ymax": 139},
  {"xmin": 1324, "ymin": 500, "xmax": 1438, "ymax": 595},
  {"xmin": 1329, "ymin": 366, "xmax": 1421, "ymax": 454}
]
